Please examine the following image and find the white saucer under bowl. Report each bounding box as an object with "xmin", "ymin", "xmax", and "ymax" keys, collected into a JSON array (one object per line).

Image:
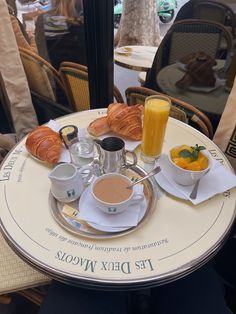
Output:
[
  {"xmin": 154, "ymin": 155, "xmax": 187, "ymax": 200},
  {"xmin": 79, "ymin": 186, "xmax": 147, "ymax": 233}
]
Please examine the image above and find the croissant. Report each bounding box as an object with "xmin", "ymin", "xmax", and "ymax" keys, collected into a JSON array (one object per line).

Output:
[
  {"xmin": 87, "ymin": 116, "xmax": 110, "ymax": 137},
  {"xmin": 26, "ymin": 126, "xmax": 63, "ymax": 164},
  {"xmin": 87, "ymin": 103, "xmax": 143, "ymax": 140},
  {"xmin": 176, "ymin": 58, "xmax": 216, "ymax": 89},
  {"xmin": 179, "ymin": 51, "xmax": 217, "ymax": 67},
  {"xmin": 107, "ymin": 103, "xmax": 143, "ymax": 140}
]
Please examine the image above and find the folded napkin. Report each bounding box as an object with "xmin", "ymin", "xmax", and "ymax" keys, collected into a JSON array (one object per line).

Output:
[
  {"xmin": 47, "ymin": 120, "xmax": 91, "ymax": 163},
  {"xmin": 156, "ymin": 154, "xmax": 236, "ymax": 205},
  {"xmin": 78, "ymin": 184, "xmax": 144, "ymax": 228}
]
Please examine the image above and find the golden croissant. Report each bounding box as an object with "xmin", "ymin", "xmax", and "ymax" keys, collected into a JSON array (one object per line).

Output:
[
  {"xmin": 26, "ymin": 126, "xmax": 63, "ymax": 164},
  {"xmin": 87, "ymin": 103, "xmax": 143, "ymax": 140},
  {"xmin": 87, "ymin": 116, "xmax": 110, "ymax": 137},
  {"xmin": 107, "ymin": 103, "xmax": 143, "ymax": 140}
]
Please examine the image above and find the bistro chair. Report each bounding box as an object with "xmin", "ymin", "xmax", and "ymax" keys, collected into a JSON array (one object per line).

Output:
[
  {"xmin": 144, "ymin": 19, "xmax": 233, "ymax": 92},
  {"xmin": 125, "ymin": 86, "xmax": 214, "ymax": 139},
  {"xmin": 193, "ymin": 1, "xmax": 236, "ymax": 39},
  {"xmin": 0, "ymin": 230, "xmax": 51, "ymax": 306},
  {"xmin": 19, "ymin": 47, "xmax": 67, "ymax": 104},
  {"xmin": 31, "ymin": 91, "xmax": 73, "ymax": 125},
  {"xmin": 59, "ymin": 61, "xmax": 124, "ymax": 112}
]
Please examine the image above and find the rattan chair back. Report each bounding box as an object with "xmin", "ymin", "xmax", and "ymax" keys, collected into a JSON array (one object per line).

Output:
[
  {"xmin": 193, "ymin": 1, "xmax": 236, "ymax": 38},
  {"xmin": 125, "ymin": 86, "xmax": 187, "ymax": 123},
  {"xmin": 59, "ymin": 61, "xmax": 124, "ymax": 112},
  {"xmin": 19, "ymin": 47, "xmax": 66, "ymax": 102},
  {"xmin": 125, "ymin": 86, "xmax": 214, "ymax": 139},
  {"xmin": 145, "ymin": 19, "xmax": 233, "ymax": 91}
]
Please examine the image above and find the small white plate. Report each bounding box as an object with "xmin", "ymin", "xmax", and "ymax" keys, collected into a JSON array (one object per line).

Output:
[
  {"xmin": 29, "ymin": 152, "xmax": 48, "ymax": 164},
  {"xmin": 187, "ymin": 77, "xmax": 225, "ymax": 93},
  {"xmin": 154, "ymin": 155, "xmax": 187, "ymax": 200},
  {"xmin": 79, "ymin": 186, "xmax": 147, "ymax": 233},
  {"xmin": 176, "ymin": 61, "xmax": 221, "ymax": 72}
]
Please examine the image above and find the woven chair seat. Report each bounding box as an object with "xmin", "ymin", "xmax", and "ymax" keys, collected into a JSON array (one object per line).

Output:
[{"xmin": 0, "ymin": 232, "xmax": 50, "ymax": 295}]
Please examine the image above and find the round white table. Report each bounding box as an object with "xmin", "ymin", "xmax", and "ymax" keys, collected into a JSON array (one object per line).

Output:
[
  {"xmin": 114, "ymin": 45, "xmax": 157, "ymax": 72},
  {"xmin": 0, "ymin": 109, "xmax": 235, "ymax": 290}
]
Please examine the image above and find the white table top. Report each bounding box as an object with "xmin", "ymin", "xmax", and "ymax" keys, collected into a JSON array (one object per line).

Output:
[
  {"xmin": 156, "ymin": 63, "xmax": 230, "ymax": 116},
  {"xmin": 114, "ymin": 45, "xmax": 157, "ymax": 72},
  {"xmin": 0, "ymin": 109, "xmax": 235, "ymax": 290}
]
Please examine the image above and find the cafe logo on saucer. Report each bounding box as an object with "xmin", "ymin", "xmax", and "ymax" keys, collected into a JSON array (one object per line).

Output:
[
  {"xmin": 108, "ymin": 207, "xmax": 117, "ymax": 213},
  {"xmin": 67, "ymin": 189, "xmax": 75, "ymax": 198}
]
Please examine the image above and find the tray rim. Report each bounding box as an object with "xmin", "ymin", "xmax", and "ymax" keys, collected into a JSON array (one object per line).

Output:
[{"xmin": 49, "ymin": 164, "xmax": 157, "ymax": 239}]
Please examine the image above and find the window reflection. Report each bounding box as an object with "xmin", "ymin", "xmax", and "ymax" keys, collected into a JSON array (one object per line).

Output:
[
  {"xmin": 35, "ymin": 0, "xmax": 86, "ymax": 70},
  {"xmin": 6, "ymin": 0, "xmax": 87, "ymax": 109}
]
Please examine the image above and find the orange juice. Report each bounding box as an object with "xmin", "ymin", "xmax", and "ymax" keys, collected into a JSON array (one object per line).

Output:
[{"xmin": 141, "ymin": 96, "xmax": 171, "ymax": 163}]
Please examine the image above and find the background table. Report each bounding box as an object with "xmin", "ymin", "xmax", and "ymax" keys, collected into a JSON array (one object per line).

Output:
[
  {"xmin": 156, "ymin": 63, "xmax": 230, "ymax": 128},
  {"xmin": 0, "ymin": 109, "xmax": 235, "ymax": 290},
  {"xmin": 114, "ymin": 46, "xmax": 157, "ymax": 72}
]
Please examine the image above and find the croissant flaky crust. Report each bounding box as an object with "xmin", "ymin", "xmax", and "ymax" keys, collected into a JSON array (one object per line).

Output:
[
  {"xmin": 87, "ymin": 103, "xmax": 143, "ymax": 141},
  {"xmin": 107, "ymin": 103, "xmax": 143, "ymax": 140},
  {"xmin": 87, "ymin": 116, "xmax": 110, "ymax": 137},
  {"xmin": 26, "ymin": 126, "xmax": 63, "ymax": 164}
]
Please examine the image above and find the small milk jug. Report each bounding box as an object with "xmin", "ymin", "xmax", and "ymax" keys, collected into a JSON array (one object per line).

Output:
[{"xmin": 48, "ymin": 163, "xmax": 92, "ymax": 203}]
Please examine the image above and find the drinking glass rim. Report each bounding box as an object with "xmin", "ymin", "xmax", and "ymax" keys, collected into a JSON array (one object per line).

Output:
[{"xmin": 145, "ymin": 95, "xmax": 172, "ymax": 106}]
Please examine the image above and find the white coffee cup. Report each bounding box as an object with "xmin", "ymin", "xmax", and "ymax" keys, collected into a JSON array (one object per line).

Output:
[
  {"xmin": 49, "ymin": 163, "xmax": 93, "ymax": 203},
  {"xmin": 91, "ymin": 173, "xmax": 144, "ymax": 214}
]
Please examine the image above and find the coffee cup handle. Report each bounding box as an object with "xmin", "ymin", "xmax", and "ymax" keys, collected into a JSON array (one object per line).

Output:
[
  {"xmin": 79, "ymin": 166, "xmax": 93, "ymax": 185},
  {"xmin": 124, "ymin": 150, "xmax": 137, "ymax": 167}
]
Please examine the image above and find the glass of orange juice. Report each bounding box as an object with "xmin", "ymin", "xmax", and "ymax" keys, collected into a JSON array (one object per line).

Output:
[{"xmin": 141, "ymin": 95, "xmax": 171, "ymax": 163}]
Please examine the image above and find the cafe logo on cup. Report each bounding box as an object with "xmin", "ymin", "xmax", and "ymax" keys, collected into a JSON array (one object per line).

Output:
[
  {"xmin": 67, "ymin": 189, "xmax": 75, "ymax": 198},
  {"xmin": 108, "ymin": 207, "xmax": 117, "ymax": 213}
]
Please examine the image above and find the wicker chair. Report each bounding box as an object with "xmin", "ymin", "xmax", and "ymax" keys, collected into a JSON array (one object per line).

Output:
[
  {"xmin": 125, "ymin": 86, "xmax": 214, "ymax": 139},
  {"xmin": 59, "ymin": 62, "xmax": 124, "ymax": 112},
  {"xmin": 144, "ymin": 19, "xmax": 233, "ymax": 92},
  {"xmin": 0, "ymin": 230, "xmax": 51, "ymax": 307},
  {"xmin": 19, "ymin": 47, "xmax": 67, "ymax": 103},
  {"xmin": 193, "ymin": 1, "xmax": 236, "ymax": 39}
]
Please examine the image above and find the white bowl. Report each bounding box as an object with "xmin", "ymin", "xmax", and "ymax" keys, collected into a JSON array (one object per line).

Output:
[{"xmin": 168, "ymin": 149, "xmax": 211, "ymax": 186}]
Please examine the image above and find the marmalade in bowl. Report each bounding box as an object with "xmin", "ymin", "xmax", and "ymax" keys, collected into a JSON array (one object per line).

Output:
[{"xmin": 170, "ymin": 145, "xmax": 208, "ymax": 171}]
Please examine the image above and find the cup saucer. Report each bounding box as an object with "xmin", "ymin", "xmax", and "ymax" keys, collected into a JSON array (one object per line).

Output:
[
  {"xmin": 154, "ymin": 155, "xmax": 187, "ymax": 200},
  {"xmin": 78, "ymin": 186, "xmax": 147, "ymax": 233}
]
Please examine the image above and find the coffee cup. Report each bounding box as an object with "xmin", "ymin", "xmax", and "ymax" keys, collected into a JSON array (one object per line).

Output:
[
  {"xmin": 91, "ymin": 173, "xmax": 144, "ymax": 214},
  {"xmin": 49, "ymin": 163, "xmax": 93, "ymax": 203}
]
